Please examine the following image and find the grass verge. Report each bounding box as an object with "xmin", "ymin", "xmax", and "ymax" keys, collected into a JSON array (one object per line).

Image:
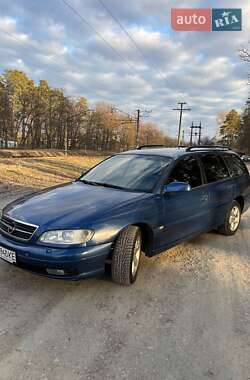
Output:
[{"xmin": 0, "ymin": 155, "xmax": 105, "ymax": 189}]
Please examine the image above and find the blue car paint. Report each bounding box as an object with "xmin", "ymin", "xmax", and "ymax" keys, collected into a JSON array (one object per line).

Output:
[
  {"xmin": 0, "ymin": 231, "xmax": 112, "ymax": 279},
  {"xmin": 164, "ymin": 181, "xmax": 191, "ymax": 192},
  {"xmin": 0, "ymin": 148, "xmax": 250, "ymax": 279},
  {"xmin": 4, "ymin": 181, "xmax": 151, "ymax": 243}
]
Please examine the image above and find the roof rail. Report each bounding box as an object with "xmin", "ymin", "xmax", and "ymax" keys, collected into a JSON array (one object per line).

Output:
[
  {"xmin": 186, "ymin": 145, "xmax": 232, "ymax": 152},
  {"xmin": 136, "ymin": 144, "xmax": 166, "ymax": 150}
]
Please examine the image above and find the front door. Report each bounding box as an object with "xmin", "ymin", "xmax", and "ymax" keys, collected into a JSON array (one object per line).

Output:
[{"xmin": 154, "ymin": 155, "xmax": 210, "ymax": 252}]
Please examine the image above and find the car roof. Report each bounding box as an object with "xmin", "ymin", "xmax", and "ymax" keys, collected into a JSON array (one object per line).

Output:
[
  {"xmin": 120, "ymin": 147, "xmax": 186, "ymax": 158},
  {"xmin": 120, "ymin": 147, "xmax": 238, "ymax": 159}
]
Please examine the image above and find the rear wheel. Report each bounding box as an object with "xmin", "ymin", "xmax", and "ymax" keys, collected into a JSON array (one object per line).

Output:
[
  {"xmin": 217, "ymin": 201, "xmax": 241, "ymax": 236},
  {"xmin": 111, "ymin": 226, "xmax": 142, "ymax": 286}
]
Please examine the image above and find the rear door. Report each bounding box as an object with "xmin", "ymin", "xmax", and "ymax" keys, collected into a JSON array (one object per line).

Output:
[
  {"xmin": 199, "ymin": 153, "xmax": 233, "ymax": 227},
  {"xmin": 223, "ymin": 154, "xmax": 250, "ymax": 213},
  {"xmin": 155, "ymin": 154, "xmax": 211, "ymax": 251}
]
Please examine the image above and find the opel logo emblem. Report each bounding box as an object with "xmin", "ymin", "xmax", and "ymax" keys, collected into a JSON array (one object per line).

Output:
[{"xmin": 8, "ymin": 224, "xmax": 15, "ymax": 234}]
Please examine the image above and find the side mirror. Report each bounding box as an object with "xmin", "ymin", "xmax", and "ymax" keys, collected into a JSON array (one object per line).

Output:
[{"xmin": 163, "ymin": 181, "xmax": 191, "ymax": 194}]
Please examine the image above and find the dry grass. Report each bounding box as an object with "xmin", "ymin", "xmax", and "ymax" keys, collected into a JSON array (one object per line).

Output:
[
  {"xmin": 0, "ymin": 155, "xmax": 106, "ymax": 189},
  {"xmin": 0, "ymin": 149, "xmax": 114, "ymax": 158}
]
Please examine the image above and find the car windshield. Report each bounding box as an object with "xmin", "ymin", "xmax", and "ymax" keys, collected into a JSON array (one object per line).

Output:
[{"xmin": 80, "ymin": 154, "xmax": 172, "ymax": 192}]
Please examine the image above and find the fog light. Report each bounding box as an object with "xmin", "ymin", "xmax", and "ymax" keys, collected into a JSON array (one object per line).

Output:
[{"xmin": 46, "ymin": 268, "xmax": 65, "ymax": 276}]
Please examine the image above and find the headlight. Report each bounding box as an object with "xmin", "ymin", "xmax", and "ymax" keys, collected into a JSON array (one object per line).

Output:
[{"xmin": 39, "ymin": 229, "xmax": 94, "ymax": 245}]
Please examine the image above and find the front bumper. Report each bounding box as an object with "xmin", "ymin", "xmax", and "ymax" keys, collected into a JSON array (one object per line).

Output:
[{"xmin": 0, "ymin": 233, "xmax": 112, "ymax": 280}]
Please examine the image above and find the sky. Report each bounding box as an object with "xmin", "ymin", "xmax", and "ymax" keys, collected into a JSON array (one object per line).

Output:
[{"xmin": 0, "ymin": 0, "xmax": 249, "ymax": 140}]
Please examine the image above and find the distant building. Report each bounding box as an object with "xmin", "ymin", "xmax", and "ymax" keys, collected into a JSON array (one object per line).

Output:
[{"xmin": 0, "ymin": 138, "xmax": 17, "ymax": 148}]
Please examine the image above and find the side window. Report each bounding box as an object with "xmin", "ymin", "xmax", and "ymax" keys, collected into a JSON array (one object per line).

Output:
[
  {"xmin": 223, "ymin": 155, "xmax": 248, "ymax": 177},
  {"xmin": 168, "ymin": 155, "xmax": 202, "ymax": 188},
  {"xmin": 201, "ymin": 154, "xmax": 229, "ymax": 183}
]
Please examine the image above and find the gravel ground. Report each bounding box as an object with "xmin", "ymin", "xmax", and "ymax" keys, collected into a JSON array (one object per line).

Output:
[{"xmin": 0, "ymin": 184, "xmax": 250, "ymax": 380}]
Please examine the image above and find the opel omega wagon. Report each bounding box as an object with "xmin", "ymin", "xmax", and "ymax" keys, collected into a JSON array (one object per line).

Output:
[{"xmin": 0, "ymin": 145, "xmax": 249, "ymax": 285}]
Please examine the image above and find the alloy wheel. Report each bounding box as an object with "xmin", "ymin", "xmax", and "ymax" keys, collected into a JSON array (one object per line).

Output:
[
  {"xmin": 131, "ymin": 235, "xmax": 141, "ymax": 277},
  {"xmin": 229, "ymin": 206, "xmax": 240, "ymax": 232}
]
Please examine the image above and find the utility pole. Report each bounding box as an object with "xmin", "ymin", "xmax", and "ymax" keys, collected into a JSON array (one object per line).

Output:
[
  {"xmin": 64, "ymin": 123, "xmax": 68, "ymax": 156},
  {"xmin": 194, "ymin": 132, "xmax": 198, "ymax": 145},
  {"xmin": 190, "ymin": 122, "xmax": 202, "ymax": 146},
  {"xmin": 111, "ymin": 106, "xmax": 151, "ymax": 148},
  {"xmin": 198, "ymin": 122, "xmax": 202, "ymax": 146},
  {"xmin": 190, "ymin": 122, "xmax": 194, "ymax": 145},
  {"xmin": 136, "ymin": 109, "xmax": 140, "ymax": 147},
  {"xmin": 182, "ymin": 130, "xmax": 185, "ymax": 145},
  {"xmin": 134, "ymin": 109, "xmax": 151, "ymax": 147},
  {"xmin": 173, "ymin": 102, "xmax": 191, "ymax": 146}
]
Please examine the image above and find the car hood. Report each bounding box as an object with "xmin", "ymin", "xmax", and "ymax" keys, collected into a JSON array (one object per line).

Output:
[{"xmin": 4, "ymin": 181, "xmax": 148, "ymax": 229}]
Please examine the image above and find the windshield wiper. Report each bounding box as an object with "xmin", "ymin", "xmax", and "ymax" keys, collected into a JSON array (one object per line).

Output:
[
  {"xmin": 80, "ymin": 179, "xmax": 124, "ymax": 190},
  {"xmin": 94, "ymin": 182, "xmax": 125, "ymax": 190},
  {"xmin": 79, "ymin": 179, "xmax": 101, "ymax": 186}
]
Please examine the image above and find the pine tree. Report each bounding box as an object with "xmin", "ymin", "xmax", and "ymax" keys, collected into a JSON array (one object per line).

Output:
[{"xmin": 219, "ymin": 109, "xmax": 241, "ymax": 146}]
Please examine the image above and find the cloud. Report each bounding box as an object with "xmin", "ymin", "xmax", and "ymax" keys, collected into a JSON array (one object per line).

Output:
[{"xmin": 0, "ymin": 0, "xmax": 249, "ymax": 139}]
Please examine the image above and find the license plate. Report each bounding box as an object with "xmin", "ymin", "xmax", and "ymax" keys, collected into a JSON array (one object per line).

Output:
[{"xmin": 0, "ymin": 246, "xmax": 16, "ymax": 264}]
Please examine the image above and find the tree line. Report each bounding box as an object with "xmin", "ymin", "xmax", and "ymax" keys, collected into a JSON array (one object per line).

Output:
[
  {"xmin": 0, "ymin": 70, "xmax": 176, "ymax": 151},
  {"xmin": 218, "ymin": 97, "xmax": 250, "ymax": 153}
]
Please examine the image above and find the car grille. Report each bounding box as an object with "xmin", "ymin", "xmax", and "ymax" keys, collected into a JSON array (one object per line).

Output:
[{"xmin": 0, "ymin": 215, "xmax": 38, "ymax": 241}]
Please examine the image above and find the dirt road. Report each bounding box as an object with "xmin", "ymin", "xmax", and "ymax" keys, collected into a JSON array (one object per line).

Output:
[{"xmin": 0, "ymin": 185, "xmax": 250, "ymax": 380}]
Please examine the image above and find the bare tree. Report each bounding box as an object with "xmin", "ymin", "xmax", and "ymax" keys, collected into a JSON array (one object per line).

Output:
[
  {"xmin": 239, "ymin": 46, "xmax": 250, "ymax": 62},
  {"xmin": 0, "ymin": 69, "xmax": 176, "ymax": 151}
]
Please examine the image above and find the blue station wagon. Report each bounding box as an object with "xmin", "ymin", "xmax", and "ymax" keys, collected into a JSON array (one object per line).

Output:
[{"xmin": 0, "ymin": 145, "xmax": 250, "ymax": 285}]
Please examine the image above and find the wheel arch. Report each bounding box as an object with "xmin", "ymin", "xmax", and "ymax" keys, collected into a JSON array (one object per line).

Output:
[
  {"xmin": 132, "ymin": 222, "xmax": 154, "ymax": 256},
  {"xmin": 109, "ymin": 222, "xmax": 154, "ymax": 258},
  {"xmin": 235, "ymin": 196, "xmax": 244, "ymax": 212}
]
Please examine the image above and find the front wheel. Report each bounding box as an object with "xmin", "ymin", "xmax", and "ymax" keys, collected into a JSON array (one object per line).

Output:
[
  {"xmin": 111, "ymin": 226, "xmax": 142, "ymax": 286},
  {"xmin": 217, "ymin": 201, "xmax": 241, "ymax": 236}
]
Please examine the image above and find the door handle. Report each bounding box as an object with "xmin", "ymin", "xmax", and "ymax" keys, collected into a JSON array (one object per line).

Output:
[{"xmin": 201, "ymin": 193, "xmax": 209, "ymax": 202}]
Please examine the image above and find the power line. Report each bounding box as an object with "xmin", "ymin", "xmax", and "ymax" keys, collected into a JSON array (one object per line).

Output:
[
  {"xmin": 111, "ymin": 106, "xmax": 134, "ymax": 119},
  {"xmin": 61, "ymin": 0, "xmax": 140, "ymax": 73},
  {"xmin": 96, "ymin": 0, "xmax": 169, "ymax": 84},
  {"xmin": 0, "ymin": 39, "xmax": 134, "ymax": 123},
  {"xmin": 62, "ymin": 0, "xmax": 186, "ymax": 106},
  {"xmin": 1, "ymin": 3, "xmax": 190, "ymax": 134},
  {"xmin": 173, "ymin": 102, "xmax": 191, "ymax": 146},
  {"xmin": 0, "ymin": 25, "xmax": 152, "ymax": 138},
  {"xmin": 60, "ymin": 0, "xmax": 193, "ymax": 130},
  {"xmin": 0, "ymin": 28, "xmax": 27, "ymax": 45},
  {"xmin": 96, "ymin": 0, "xmax": 188, "ymax": 103},
  {"xmin": 111, "ymin": 106, "xmax": 152, "ymax": 146},
  {"xmin": 0, "ymin": 28, "xmax": 140, "ymax": 118}
]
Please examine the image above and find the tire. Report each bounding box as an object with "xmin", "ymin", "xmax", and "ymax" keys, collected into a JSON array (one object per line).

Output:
[
  {"xmin": 217, "ymin": 200, "xmax": 241, "ymax": 236},
  {"xmin": 111, "ymin": 226, "xmax": 142, "ymax": 286}
]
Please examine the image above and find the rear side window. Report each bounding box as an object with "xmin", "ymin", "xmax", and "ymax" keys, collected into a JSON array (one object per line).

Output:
[
  {"xmin": 200, "ymin": 154, "xmax": 229, "ymax": 183},
  {"xmin": 168, "ymin": 155, "xmax": 202, "ymax": 188},
  {"xmin": 223, "ymin": 155, "xmax": 248, "ymax": 177}
]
